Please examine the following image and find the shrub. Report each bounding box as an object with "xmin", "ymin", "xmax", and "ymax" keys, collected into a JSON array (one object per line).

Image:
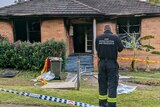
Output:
[
  {"xmin": 0, "ymin": 34, "xmax": 8, "ymax": 41},
  {"xmin": 0, "ymin": 39, "xmax": 66, "ymax": 70},
  {"xmin": 0, "ymin": 39, "xmax": 14, "ymax": 67}
]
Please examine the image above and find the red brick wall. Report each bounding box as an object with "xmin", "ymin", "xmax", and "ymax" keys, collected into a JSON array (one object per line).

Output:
[
  {"xmin": 119, "ymin": 17, "xmax": 160, "ymax": 69},
  {"xmin": 0, "ymin": 21, "xmax": 14, "ymax": 42},
  {"xmin": 65, "ymin": 30, "xmax": 74, "ymax": 55},
  {"xmin": 96, "ymin": 21, "xmax": 117, "ymax": 35},
  {"xmin": 68, "ymin": 36, "xmax": 74, "ymax": 54},
  {"xmin": 94, "ymin": 17, "xmax": 160, "ymax": 70},
  {"xmin": 41, "ymin": 19, "xmax": 67, "ymax": 42},
  {"xmin": 41, "ymin": 19, "xmax": 72, "ymax": 55},
  {"xmin": 141, "ymin": 17, "xmax": 160, "ymax": 50}
]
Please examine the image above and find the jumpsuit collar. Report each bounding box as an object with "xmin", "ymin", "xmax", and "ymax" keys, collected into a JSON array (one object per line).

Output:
[{"xmin": 104, "ymin": 30, "xmax": 113, "ymax": 35}]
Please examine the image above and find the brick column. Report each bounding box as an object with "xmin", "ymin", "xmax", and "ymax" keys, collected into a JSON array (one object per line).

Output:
[{"xmin": 0, "ymin": 20, "xmax": 14, "ymax": 42}]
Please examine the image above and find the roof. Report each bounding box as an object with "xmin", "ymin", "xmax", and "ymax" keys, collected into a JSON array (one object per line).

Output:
[
  {"xmin": 0, "ymin": 0, "xmax": 160, "ymax": 17},
  {"xmin": 0, "ymin": 0, "xmax": 102, "ymax": 16},
  {"xmin": 77, "ymin": 0, "xmax": 160, "ymax": 15}
]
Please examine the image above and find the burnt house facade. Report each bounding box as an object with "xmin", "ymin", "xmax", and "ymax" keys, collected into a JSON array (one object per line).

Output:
[{"xmin": 0, "ymin": 0, "xmax": 160, "ymax": 70}]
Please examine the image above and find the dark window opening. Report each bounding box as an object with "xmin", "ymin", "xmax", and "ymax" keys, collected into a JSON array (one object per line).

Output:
[
  {"xmin": 14, "ymin": 20, "xmax": 27, "ymax": 41},
  {"xmin": 117, "ymin": 17, "xmax": 140, "ymax": 34},
  {"xmin": 117, "ymin": 17, "xmax": 141, "ymax": 48},
  {"xmin": 73, "ymin": 24, "xmax": 93, "ymax": 53},
  {"xmin": 73, "ymin": 25, "xmax": 86, "ymax": 53},
  {"xmin": 130, "ymin": 26, "xmax": 140, "ymax": 33},
  {"xmin": 14, "ymin": 19, "xmax": 41, "ymax": 43}
]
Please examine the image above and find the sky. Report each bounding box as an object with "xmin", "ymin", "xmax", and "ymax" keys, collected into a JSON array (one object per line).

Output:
[{"xmin": 0, "ymin": 0, "xmax": 15, "ymax": 8}]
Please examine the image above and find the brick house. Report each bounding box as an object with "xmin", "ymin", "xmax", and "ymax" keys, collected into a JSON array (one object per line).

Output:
[{"xmin": 0, "ymin": 0, "xmax": 160, "ymax": 70}]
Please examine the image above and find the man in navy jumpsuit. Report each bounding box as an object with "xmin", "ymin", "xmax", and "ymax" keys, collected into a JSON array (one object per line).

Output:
[{"xmin": 96, "ymin": 25, "xmax": 123, "ymax": 107}]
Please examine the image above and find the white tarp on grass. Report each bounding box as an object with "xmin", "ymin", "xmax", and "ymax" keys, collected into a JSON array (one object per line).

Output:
[
  {"xmin": 117, "ymin": 83, "xmax": 137, "ymax": 94},
  {"xmin": 93, "ymin": 74, "xmax": 137, "ymax": 94}
]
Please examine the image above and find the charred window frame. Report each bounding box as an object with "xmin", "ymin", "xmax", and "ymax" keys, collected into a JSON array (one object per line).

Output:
[
  {"xmin": 117, "ymin": 17, "xmax": 141, "ymax": 48},
  {"xmin": 13, "ymin": 19, "xmax": 41, "ymax": 43}
]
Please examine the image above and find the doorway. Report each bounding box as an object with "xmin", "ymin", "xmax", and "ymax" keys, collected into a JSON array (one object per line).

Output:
[{"xmin": 73, "ymin": 24, "xmax": 93, "ymax": 53}]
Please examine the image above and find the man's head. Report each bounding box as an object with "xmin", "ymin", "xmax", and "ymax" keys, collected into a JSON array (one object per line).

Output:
[{"xmin": 104, "ymin": 25, "xmax": 111, "ymax": 32}]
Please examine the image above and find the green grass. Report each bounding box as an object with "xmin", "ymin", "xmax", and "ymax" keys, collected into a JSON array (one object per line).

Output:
[
  {"xmin": 129, "ymin": 78, "xmax": 160, "ymax": 86},
  {"xmin": 16, "ymin": 70, "xmax": 39, "ymax": 79},
  {"xmin": 148, "ymin": 73, "xmax": 160, "ymax": 78},
  {"xmin": 120, "ymin": 70, "xmax": 160, "ymax": 86},
  {"xmin": 118, "ymin": 88, "xmax": 160, "ymax": 107},
  {"xmin": 120, "ymin": 70, "xmax": 160, "ymax": 78},
  {"xmin": 0, "ymin": 70, "xmax": 160, "ymax": 107},
  {"xmin": 0, "ymin": 85, "xmax": 160, "ymax": 107},
  {"xmin": 0, "ymin": 69, "xmax": 4, "ymax": 74},
  {"xmin": 0, "ymin": 86, "xmax": 99, "ymax": 107}
]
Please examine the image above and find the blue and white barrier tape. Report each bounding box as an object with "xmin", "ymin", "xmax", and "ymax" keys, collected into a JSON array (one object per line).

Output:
[{"xmin": 0, "ymin": 88, "xmax": 98, "ymax": 107}]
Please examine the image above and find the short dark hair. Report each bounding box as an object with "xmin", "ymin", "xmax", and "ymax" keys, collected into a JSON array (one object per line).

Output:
[{"xmin": 104, "ymin": 25, "xmax": 111, "ymax": 31}]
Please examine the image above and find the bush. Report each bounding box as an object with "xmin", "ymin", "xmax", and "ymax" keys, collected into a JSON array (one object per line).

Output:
[
  {"xmin": 0, "ymin": 39, "xmax": 66, "ymax": 70},
  {"xmin": 0, "ymin": 39, "xmax": 14, "ymax": 67},
  {"xmin": 0, "ymin": 34, "xmax": 8, "ymax": 41}
]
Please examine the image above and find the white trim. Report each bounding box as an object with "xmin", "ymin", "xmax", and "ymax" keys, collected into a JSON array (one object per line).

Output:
[
  {"xmin": 93, "ymin": 19, "xmax": 96, "ymax": 54},
  {"xmin": 85, "ymin": 31, "xmax": 87, "ymax": 52},
  {"xmin": 85, "ymin": 31, "xmax": 92, "ymax": 53}
]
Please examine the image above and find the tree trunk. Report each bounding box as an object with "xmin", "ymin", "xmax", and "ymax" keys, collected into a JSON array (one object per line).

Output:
[{"xmin": 131, "ymin": 48, "xmax": 137, "ymax": 71}]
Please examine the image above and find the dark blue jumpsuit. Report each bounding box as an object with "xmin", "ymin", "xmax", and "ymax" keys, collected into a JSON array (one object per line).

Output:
[{"xmin": 96, "ymin": 30, "xmax": 123, "ymax": 107}]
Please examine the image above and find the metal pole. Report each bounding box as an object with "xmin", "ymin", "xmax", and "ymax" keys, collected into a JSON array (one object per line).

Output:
[
  {"xmin": 93, "ymin": 18, "xmax": 97, "ymax": 54},
  {"xmin": 26, "ymin": 20, "xmax": 30, "ymax": 41},
  {"xmin": 77, "ymin": 55, "xmax": 80, "ymax": 90}
]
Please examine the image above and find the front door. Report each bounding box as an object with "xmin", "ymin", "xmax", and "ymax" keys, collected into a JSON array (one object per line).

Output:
[{"xmin": 73, "ymin": 24, "xmax": 93, "ymax": 53}]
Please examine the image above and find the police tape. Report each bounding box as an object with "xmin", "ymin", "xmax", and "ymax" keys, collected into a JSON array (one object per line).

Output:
[
  {"xmin": 91, "ymin": 54, "xmax": 160, "ymax": 64},
  {"xmin": 118, "ymin": 57, "xmax": 160, "ymax": 64},
  {"xmin": 0, "ymin": 88, "xmax": 98, "ymax": 107}
]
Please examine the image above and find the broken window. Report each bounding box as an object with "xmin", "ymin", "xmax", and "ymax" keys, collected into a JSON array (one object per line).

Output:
[
  {"xmin": 14, "ymin": 19, "xmax": 41, "ymax": 43},
  {"xmin": 117, "ymin": 17, "xmax": 141, "ymax": 48}
]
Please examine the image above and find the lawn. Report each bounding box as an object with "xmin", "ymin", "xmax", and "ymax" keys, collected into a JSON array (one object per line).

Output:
[
  {"xmin": 0, "ymin": 69, "xmax": 160, "ymax": 107},
  {"xmin": 120, "ymin": 70, "xmax": 160, "ymax": 78},
  {"xmin": 120, "ymin": 70, "xmax": 160, "ymax": 86}
]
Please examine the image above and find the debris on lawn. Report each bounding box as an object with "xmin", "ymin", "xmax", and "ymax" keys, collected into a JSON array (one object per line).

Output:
[
  {"xmin": 33, "ymin": 57, "xmax": 57, "ymax": 86},
  {"xmin": 33, "ymin": 71, "xmax": 55, "ymax": 86},
  {"xmin": 94, "ymin": 75, "xmax": 137, "ymax": 94},
  {"xmin": 0, "ymin": 69, "xmax": 19, "ymax": 78},
  {"xmin": 117, "ymin": 83, "xmax": 137, "ymax": 94}
]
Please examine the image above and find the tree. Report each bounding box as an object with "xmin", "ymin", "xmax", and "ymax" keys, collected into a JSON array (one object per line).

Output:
[
  {"xmin": 148, "ymin": 0, "xmax": 160, "ymax": 4},
  {"xmin": 122, "ymin": 34, "xmax": 154, "ymax": 71},
  {"xmin": 15, "ymin": 0, "xmax": 25, "ymax": 3}
]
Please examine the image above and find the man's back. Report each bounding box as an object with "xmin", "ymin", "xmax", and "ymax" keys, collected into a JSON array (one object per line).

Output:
[
  {"xmin": 96, "ymin": 30, "xmax": 123, "ymax": 60},
  {"xmin": 96, "ymin": 25, "xmax": 123, "ymax": 107}
]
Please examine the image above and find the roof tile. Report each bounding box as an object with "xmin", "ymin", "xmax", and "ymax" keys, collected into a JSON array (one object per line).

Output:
[{"xmin": 0, "ymin": 0, "xmax": 160, "ymax": 16}]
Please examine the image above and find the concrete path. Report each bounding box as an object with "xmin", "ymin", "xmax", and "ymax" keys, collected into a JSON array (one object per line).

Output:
[
  {"xmin": 41, "ymin": 82, "xmax": 76, "ymax": 89},
  {"xmin": 41, "ymin": 72, "xmax": 77, "ymax": 89}
]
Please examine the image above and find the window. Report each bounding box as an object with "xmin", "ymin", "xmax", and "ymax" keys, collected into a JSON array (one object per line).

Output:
[
  {"xmin": 28, "ymin": 21, "xmax": 41, "ymax": 43},
  {"xmin": 117, "ymin": 17, "xmax": 141, "ymax": 48},
  {"xmin": 14, "ymin": 19, "xmax": 41, "ymax": 43},
  {"xmin": 117, "ymin": 17, "xmax": 140, "ymax": 34}
]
